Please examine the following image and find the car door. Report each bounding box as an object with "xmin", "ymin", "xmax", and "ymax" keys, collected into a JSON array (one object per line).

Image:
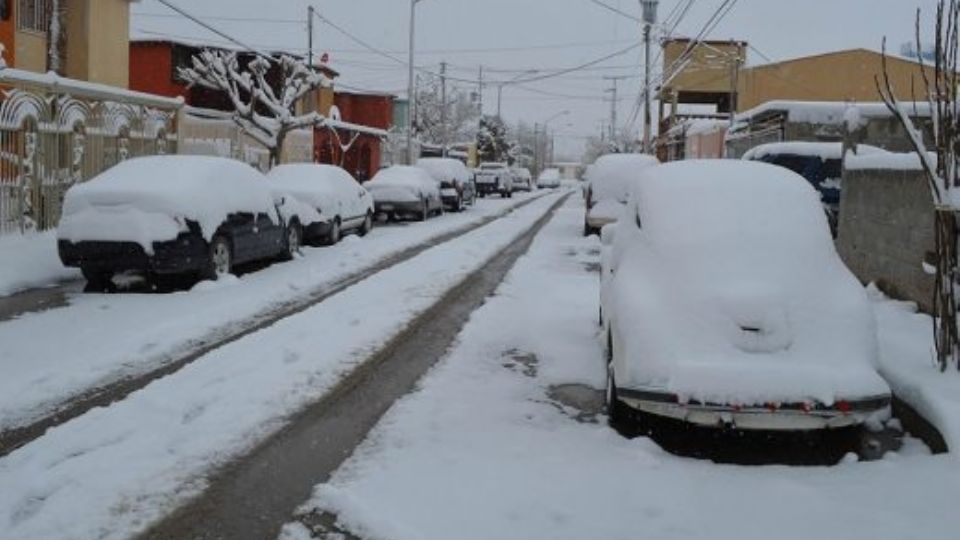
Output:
[
  {"xmin": 253, "ymin": 211, "xmax": 284, "ymax": 259},
  {"xmin": 226, "ymin": 212, "xmax": 257, "ymax": 264}
]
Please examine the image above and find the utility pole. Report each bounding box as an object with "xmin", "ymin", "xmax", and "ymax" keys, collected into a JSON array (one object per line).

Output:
[
  {"xmin": 406, "ymin": 0, "xmax": 423, "ymax": 165},
  {"xmin": 534, "ymin": 122, "xmax": 541, "ymax": 175},
  {"xmin": 640, "ymin": 1, "xmax": 659, "ymax": 154},
  {"xmin": 604, "ymin": 75, "xmax": 629, "ymax": 149},
  {"xmin": 478, "ymin": 65, "xmax": 484, "ymax": 115},
  {"xmin": 307, "ymin": 5, "xmax": 314, "ymax": 67},
  {"xmin": 440, "ymin": 61, "xmax": 448, "ymax": 156}
]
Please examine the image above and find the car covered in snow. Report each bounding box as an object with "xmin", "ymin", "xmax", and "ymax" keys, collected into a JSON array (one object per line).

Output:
[
  {"xmin": 584, "ymin": 153, "xmax": 659, "ymax": 236},
  {"xmin": 600, "ymin": 160, "xmax": 891, "ymax": 432},
  {"xmin": 475, "ymin": 162, "xmax": 514, "ymax": 198},
  {"xmin": 537, "ymin": 168, "xmax": 562, "ymax": 188},
  {"xmin": 511, "ymin": 167, "xmax": 534, "ymax": 192},
  {"xmin": 366, "ymin": 166, "xmax": 443, "ymax": 221},
  {"xmin": 57, "ymin": 156, "xmax": 301, "ymax": 290},
  {"xmin": 268, "ymin": 164, "xmax": 374, "ymax": 245},
  {"xmin": 416, "ymin": 157, "xmax": 476, "ymax": 211}
]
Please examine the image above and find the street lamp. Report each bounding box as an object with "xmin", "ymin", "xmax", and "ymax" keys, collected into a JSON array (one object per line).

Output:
[
  {"xmin": 406, "ymin": 0, "xmax": 427, "ymax": 165},
  {"xmin": 535, "ymin": 110, "xmax": 570, "ymax": 174},
  {"xmin": 496, "ymin": 69, "xmax": 538, "ymax": 118},
  {"xmin": 640, "ymin": 0, "xmax": 658, "ymax": 154}
]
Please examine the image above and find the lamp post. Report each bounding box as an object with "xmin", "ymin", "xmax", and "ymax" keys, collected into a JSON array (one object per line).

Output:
[
  {"xmin": 535, "ymin": 110, "xmax": 569, "ymax": 174},
  {"xmin": 406, "ymin": 0, "xmax": 426, "ymax": 165},
  {"xmin": 640, "ymin": 0, "xmax": 658, "ymax": 154},
  {"xmin": 496, "ymin": 69, "xmax": 538, "ymax": 118}
]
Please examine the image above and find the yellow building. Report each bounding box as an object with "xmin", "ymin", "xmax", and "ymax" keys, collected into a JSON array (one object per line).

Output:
[{"xmin": 2, "ymin": 0, "xmax": 133, "ymax": 88}]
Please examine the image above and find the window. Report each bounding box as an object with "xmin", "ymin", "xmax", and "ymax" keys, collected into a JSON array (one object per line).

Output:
[{"xmin": 18, "ymin": 0, "xmax": 51, "ymax": 33}]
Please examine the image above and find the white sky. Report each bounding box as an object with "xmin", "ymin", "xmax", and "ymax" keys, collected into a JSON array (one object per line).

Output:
[{"xmin": 132, "ymin": 0, "xmax": 940, "ymax": 159}]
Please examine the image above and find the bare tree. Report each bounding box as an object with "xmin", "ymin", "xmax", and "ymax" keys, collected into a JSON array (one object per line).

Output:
[
  {"xmin": 877, "ymin": 0, "xmax": 960, "ymax": 370},
  {"xmin": 179, "ymin": 50, "xmax": 329, "ymax": 167}
]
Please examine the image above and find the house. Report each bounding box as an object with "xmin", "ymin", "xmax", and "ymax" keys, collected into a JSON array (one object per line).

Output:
[
  {"xmin": 315, "ymin": 90, "xmax": 394, "ymax": 181},
  {"xmin": 0, "ymin": 0, "xmax": 134, "ymax": 87}
]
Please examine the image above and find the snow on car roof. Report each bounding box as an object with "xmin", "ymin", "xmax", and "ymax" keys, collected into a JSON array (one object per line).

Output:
[
  {"xmin": 61, "ymin": 156, "xmax": 276, "ymax": 243},
  {"xmin": 538, "ymin": 168, "xmax": 561, "ymax": 180},
  {"xmin": 741, "ymin": 142, "xmax": 887, "ymax": 162},
  {"xmin": 368, "ymin": 165, "xmax": 436, "ymax": 188},
  {"xmin": 268, "ymin": 164, "xmax": 359, "ymax": 225},
  {"xmin": 415, "ymin": 158, "xmax": 470, "ymax": 183},
  {"xmin": 588, "ymin": 153, "xmax": 659, "ymax": 203}
]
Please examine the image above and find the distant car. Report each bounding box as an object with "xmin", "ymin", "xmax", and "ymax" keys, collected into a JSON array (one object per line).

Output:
[
  {"xmin": 537, "ymin": 168, "xmax": 562, "ymax": 188},
  {"xmin": 268, "ymin": 164, "xmax": 374, "ymax": 245},
  {"xmin": 416, "ymin": 157, "xmax": 476, "ymax": 211},
  {"xmin": 58, "ymin": 156, "xmax": 300, "ymax": 291},
  {"xmin": 511, "ymin": 167, "xmax": 534, "ymax": 192},
  {"xmin": 366, "ymin": 166, "xmax": 443, "ymax": 221},
  {"xmin": 584, "ymin": 153, "xmax": 659, "ymax": 236},
  {"xmin": 600, "ymin": 160, "xmax": 891, "ymax": 433},
  {"xmin": 741, "ymin": 142, "xmax": 887, "ymax": 237},
  {"xmin": 475, "ymin": 162, "xmax": 514, "ymax": 198}
]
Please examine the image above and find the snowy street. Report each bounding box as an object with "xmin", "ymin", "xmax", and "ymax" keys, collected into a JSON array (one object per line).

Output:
[{"xmin": 281, "ymin": 196, "xmax": 960, "ymax": 540}]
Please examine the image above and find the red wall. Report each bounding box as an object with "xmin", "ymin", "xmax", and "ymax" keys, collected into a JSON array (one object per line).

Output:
[
  {"xmin": 314, "ymin": 91, "xmax": 393, "ymax": 181},
  {"xmin": 129, "ymin": 43, "xmax": 188, "ymax": 99},
  {"xmin": 333, "ymin": 93, "xmax": 393, "ymax": 130}
]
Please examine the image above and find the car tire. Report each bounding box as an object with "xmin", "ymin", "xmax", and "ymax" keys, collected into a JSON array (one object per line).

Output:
[
  {"xmin": 583, "ymin": 223, "xmax": 594, "ymax": 237},
  {"xmin": 203, "ymin": 235, "xmax": 232, "ymax": 281},
  {"xmin": 359, "ymin": 212, "xmax": 374, "ymax": 236},
  {"xmin": 282, "ymin": 221, "xmax": 302, "ymax": 261},
  {"xmin": 81, "ymin": 267, "xmax": 114, "ymax": 293},
  {"xmin": 327, "ymin": 218, "xmax": 342, "ymax": 245}
]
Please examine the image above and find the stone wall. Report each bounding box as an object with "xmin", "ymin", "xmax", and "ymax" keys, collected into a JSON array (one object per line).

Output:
[{"xmin": 836, "ymin": 167, "xmax": 935, "ymax": 312}]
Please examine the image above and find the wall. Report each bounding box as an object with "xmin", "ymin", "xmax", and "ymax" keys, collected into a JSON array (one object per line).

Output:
[
  {"xmin": 14, "ymin": 29, "xmax": 45, "ymax": 72},
  {"xmin": 82, "ymin": 0, "xmax": 130, "ymax": 87},
  {"xmin": 738, "ymin": 49, "xmax": 934, "ymax": 112},
  {"xmin": 836, "ymin": 167, "xmax": 935, "ymax": 313},
  {"xmin": 0, "ymin": 2, "xmax": 15, "ymax": 67},
  {"xmin": 129, "ymin": 42, "xmax": 182, "ymax": 97},
  {"xmin": 661, "ymin": 40, "xmax": 745, "ymax": 97}
]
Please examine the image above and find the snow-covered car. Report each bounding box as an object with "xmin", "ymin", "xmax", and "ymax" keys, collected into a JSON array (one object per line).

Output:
[
  {"xmin": 475, "ymin": 162, "xmax": 514, "ymax": 198},
  {"xmin": 511, "ymin": 167, "xmax": 533, "ymax": 192},
  {"xmin": 537, "ymin": 168, "xmax": 562, "ymax": 188},
  {"xmin": 268, "ymin": 164, "xmax": 374, "ymax": 245},
  {"xmin": 600, "ymin": 160, "xmax": 891, "ymax": 432},
  {"xmin": 58, "ymin": 156, "xmax": 300, "ymax": 290},
  {"xmin": 584, "ymin": 153, "xmax": 659, "ymax": 236},
  {"xmin": 416, "ymin": 157, "xmax": 476, "ymax": 212},
  {"xmin": 366, "ymin": 166, "xmax": 443, "ymax": 221}
]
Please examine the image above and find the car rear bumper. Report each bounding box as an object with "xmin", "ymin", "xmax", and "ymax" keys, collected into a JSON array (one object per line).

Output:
[
  {"xmin": 58, "ymin": 233, "xmax": 208, "ymax": 275},
  {"xmin": 304, "ymin": 220, "xmax": 334, "ymax": 240},
  {"xmin": 476, "ymin": 182, "xmax": 502, "ymax": 194},
  {"xmin": 375, "ymin": 200, "xmax": 423, "ymax": 215},
  {"xmin": 617, "ymin": 387, "xmax": 892, "ymax": 431}
]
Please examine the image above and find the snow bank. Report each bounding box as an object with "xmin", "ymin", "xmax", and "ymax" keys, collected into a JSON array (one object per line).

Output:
[
  {"xmin": 870, "ymin": 286, "xmax": 960, "ymax": 451},
  {"xmin": 269, "ymin": 164, "xmax": 362, "ymax": 226},
  {"xmin": 293, "ymin": 196, "xmax": 958, "ymax": 540},
  {"xmin": 0, "ymin": 231, "xmax": 80, "ymax": 297},
  {"xmin": 58, "ymin": 156, "xmax": 277, "ymax": 252},
  {"xmin": 611, "ymin": 160, "xmax": 887, "ymax": 405},
  {"xmin": 0, "ymin": 193, "xmax": 565, "ymax": 540}
]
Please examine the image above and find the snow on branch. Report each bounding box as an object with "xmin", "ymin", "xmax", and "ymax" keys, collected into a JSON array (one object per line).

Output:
[{"xmin": 179, "ymin": 50, "xmax": 330, "ymax": 165}]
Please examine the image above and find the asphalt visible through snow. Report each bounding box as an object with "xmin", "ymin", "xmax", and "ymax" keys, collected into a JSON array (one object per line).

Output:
[
  {"xmin": 137, "ymin": 194, "xmax": 571, "ymax": 540},
  {"xmin": 0, "ymin": 194, "xmax": 549, "ymax": 458}
]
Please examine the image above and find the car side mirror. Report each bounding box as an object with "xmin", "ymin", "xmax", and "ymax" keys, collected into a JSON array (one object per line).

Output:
[{"xmin": 601, "ymin": 224, "xmax": 617, "ymax": 246}]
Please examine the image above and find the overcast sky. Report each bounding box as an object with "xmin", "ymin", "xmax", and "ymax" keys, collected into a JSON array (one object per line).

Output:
[{"xmin": 132, "ymin": 0, "xmax": 940, "ymax": 159}]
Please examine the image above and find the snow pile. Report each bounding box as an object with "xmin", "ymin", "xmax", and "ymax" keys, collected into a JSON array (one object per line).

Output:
[
  {"xmin": 0, "ymin": 194, "xmax": 564, "ymax": 540},
  {"xmin": 291, "ymin": 197, "xmax": 958, "ymax": 540},
  {"xmin": 415, "ymin": 158, "xmax": 470, "ymax": 185},
  {"xmin": 734, "ymin": 101, "xmax": 933, "ymax": 128},
  {"xmin": 366, "ymin": 166, "xmax": 439, "ymax": 203},
  {"xmin": 742, "ymin": 142, "xmax": 886, "ymax": 162},
  {"xmin": 58, "ymin": 156, "xmax": 277, "ymax": 253},
  {"xmin": 845, "ymin": 151, "xmax": 937, "ymax": 171},
  {"xmin": 0, "ymin": 231, "xmax": 80, "ymax": 297},
  {"xmin": 269, "ymin": 164, "xmax": 363, "ymax": 226},
  {"xmin": 870, "ymin": 286, "xmax": 960, "ymax": 451},
  {"xmin": 608, "ymin": 160, "xmax": 888, "ymax": 405}
]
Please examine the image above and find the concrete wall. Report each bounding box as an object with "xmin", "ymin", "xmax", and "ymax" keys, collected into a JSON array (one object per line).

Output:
[
  {"xmin": 14, "ymin": 29, "xmax": 45, "ymax": 72},
  {"xmin": 836, "ymin": 167, "xmax": 935, "ymax": 312},
  {"xmin": 66, "ymin": 0, "xmax": 130, "ymax": 87}
]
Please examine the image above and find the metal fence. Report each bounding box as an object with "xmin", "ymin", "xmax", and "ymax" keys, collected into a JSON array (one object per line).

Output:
[{"xmin": 0, "ymin": 68, "xmax": 181, "ymax": 234}]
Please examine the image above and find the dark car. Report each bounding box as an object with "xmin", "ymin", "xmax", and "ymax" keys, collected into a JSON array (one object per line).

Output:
[
  {"xmin": 57, "ymin": 156, "xmax": 301, "ymax": 291},
  {"xmin": 416, "ymin": 157, "xmax": 476, "ymax": 211}
]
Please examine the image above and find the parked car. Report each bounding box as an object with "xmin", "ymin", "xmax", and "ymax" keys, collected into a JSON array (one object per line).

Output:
[
  {"xmin": 584, "ymin": 153, "xmax": 659, "ymax": 236},
  {"xmin": 537, "ymin": 168, "xmax": 562, "ymax": 188},
  {"xmin": 475, "ymin": 162, "xmax": 514, "ymax": 198},
  {"xmin": 599, "ymin": 160, "xmax": 891, "ymax": 433},
  {"xmin": 268, "ymin": 164, "xmax": 374, "ymax": 245},
  {"xmin": 511, "ymin": 167, "xmax": 534, "ymax": 192},
  {"xmin": 416, "ymin": 157, "xmax": 476, "ymax": 211},
  {"xmin": 58, "ymin": 156, "xmax": 300, "ymax": 291},
  {"xmin": 366, "ymin": 166, "xmax": 443, "ymax": 221},
  {"xmin": 742, "ymin": 142, "xmax": 886, "ymax": 237}
]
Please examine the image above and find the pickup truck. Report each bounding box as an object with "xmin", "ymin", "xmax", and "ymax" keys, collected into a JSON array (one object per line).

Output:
[{"xmin": 474, "ymin": 162, "xmax": 514, "ymax": 198}]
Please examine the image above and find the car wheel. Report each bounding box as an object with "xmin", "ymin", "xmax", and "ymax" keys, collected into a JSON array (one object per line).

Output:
[
  {"xmin": 81, "ymin": 267, "xmax": 114, "ymax": 293},
  {"xmin": 282, "ymin": 222, "xmax": 302, "ymax": 261},
  {"xmin": 204, "ymin": 235, "xmax": 232, "ymax": 281},
  {"xmin": 359, "ymin": 212, "xmax": 374, "ymax": 236},
  {"xmin": 418, "ymin": 199, "xmax": 429, "ymax": 221},
  {"xmin": 327, "ymin": 218, "xmax": 342, "ymax": 245}
]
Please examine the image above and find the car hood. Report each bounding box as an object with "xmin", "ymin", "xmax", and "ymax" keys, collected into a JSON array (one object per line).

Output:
[{"xmin": 609, "ymin": 242, "xmax": 889, "ymax": 406}]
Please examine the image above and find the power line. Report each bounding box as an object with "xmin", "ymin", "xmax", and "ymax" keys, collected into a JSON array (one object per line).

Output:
[
  {"xmin": 151, "ymin": 0, "xmax": 274, "ymax": 60},
  {"xmin": 584, "ymin": 0, "xmax": 641, "ymax": 23}
]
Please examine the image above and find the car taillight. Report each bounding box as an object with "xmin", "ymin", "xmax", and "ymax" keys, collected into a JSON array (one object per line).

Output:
[{"xmin": 836, "ymin": 400, "xmax": 852, "ymax": 414}]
